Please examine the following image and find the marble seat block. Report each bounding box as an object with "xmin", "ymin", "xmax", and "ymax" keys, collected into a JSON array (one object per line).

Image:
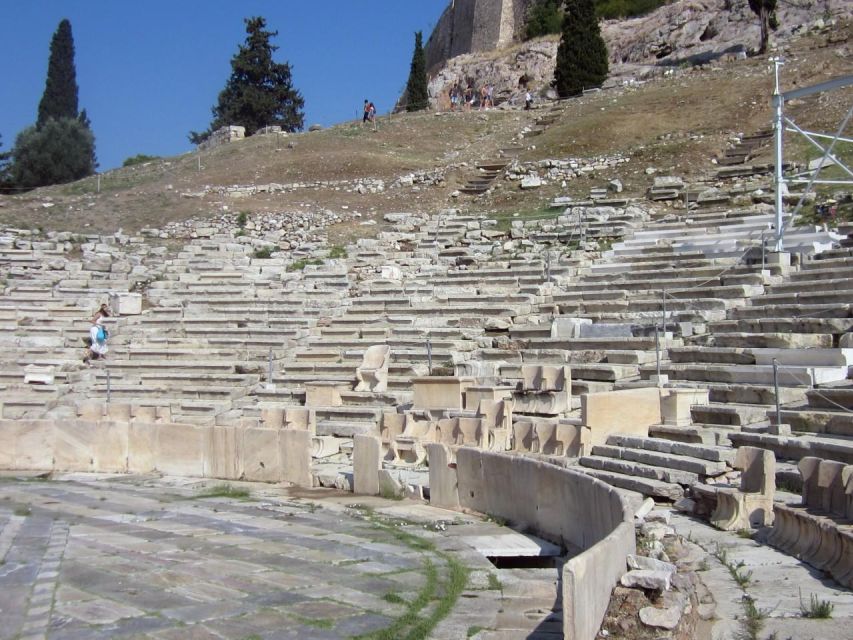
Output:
[
  {"xmin": 354, "ymin": 344, "xmax": 390, "ymax": 392},
  {"xmin": 705, "ymin": 446, "xmax": 775, "ymax": 530},
  {"xmin": 511, "ymin": 419, "xmax": 535, "ymax": 452},
  {"xmin": 660, "ymin": 388, "xmax": 709, "ymax": 426},
  {"xmin": 465, "ymin": 385, "xmax": 514, "ymax": 409},
  {"xmin": 582, "ymin": 387, "xmax": 662, "ymax": 451},
  {"xmin": 412, "ymin": 376, "xmax": 475, "ymax": 410},
  {"xmin": 380, "ymin": 412, "xmax": 406, "ymax": 459},
  {"xmin": 476, "ymin": 399, "xmax": 513, "ymax": 451},
  {"xmin": 304, "ymin": 382, "xmax": 344, "ymax": 407},
  {"xmin": 392, "ymin": 414, "xmax": 436, "ymax": 465},
  {"xmin": 435, "ymin": 416, "xmax": 485, "ymax": 448},
  {"xmin": 426, "ymin": 443, "xmax": 459, "ymax": 509},
  {"xmin": 767, "ymin": 456, "xmax": 853, "ymax": 588},
  {"xmin": 513, "ymin": 365, "xmax": 572, "ymax": 415}
]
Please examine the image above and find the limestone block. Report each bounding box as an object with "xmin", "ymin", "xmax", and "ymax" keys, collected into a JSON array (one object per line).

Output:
[
  {"xmin": 281, "ymin": 429, "xmax": 311, "ymax": 487},
  {"xmin": 840, "ymin": 332, "xmax": 853, "ymax": 348},
  {"xmin": 551, "ymin": 317, "xmax": 592, "ymax": 339},
  {"xmin": 380, "ymin": 265, "xmax": 402, "ymax": 280},
  {"xmin": 109, "ymin": 292, "xmax": 142, "ymax": 315},
  {"xmin": 311, "ymin": 436, "xmax": 341, "ymax": 458},
  {"xmin": 242, "ymin": 428, "xmax": 282, "ymax": 482},
  {"xmin": 127, "ymin": 422, "xmax": 158, "ymax": 473},
  {"xmin": 284, "ymin": 407, "xmax": 315, "ymax": 433},
  {"xmin": 378, "ymin": 469, "xmax": 404, "ymax": 499},
  {"xmin": 77, "ymin": 401, "xmax": 105, "ymax": 421},
  {"xmin": 0, "ymin": 420, "xmax": 20, "ymax": 468},
  {"xmin": 620, "ymin": 569, "xmax": 672, "ymax": 591},
  {"xmin": 582, "ymin": 388, "xmax": 662, "ymax": 450},
  {"xmin": 156, "ymin": 423, "xmax": 204, "ymax": 477},
  {"xmin": 427, "ymin": 443, "xmax": 459, "ymax": 509},
  {"xmin": 11, "ymin": 420, "xmax": 54, "ymax": 471},
  {"xmin": 106, "ymin": 403, "xmax": 132, "ymax": 422},
  {"xmin": 304, "ymin": 382, "xmax": 343, "ymax": 407},
  {"xmin": 353, "ymin": 434, "xmax": 381, "ymax": 495},
  {"xmin": 53, "ymin": 420, "xmax": 128, "ymax": 473},
  {"xmin": 24, "ymin": 365, "xmax": 55, "ymax": 385},
  {"xmin": 464, "ymin": 385, "xmax": 514, "ymax": 409},
  {"xmin": 412, "ymin": 376, "xmax": 475, "ymax": 410},
  {"xmin": 580, "ymin": 323, "xmax": 633, "ymax": 338},
  {"xmin": 639, "ymin": 605, "xmax": 681, "ymax": 630},
  {"xmin": 260, "ymin": 407, "xmax": 285, "ymax": 428},
  {"xmin": 204, "ymin": 425, "xmax": 243, "ymax": 480},
  {"xmin": 660, "ymin": 388, "xmax": 709, "ymax": 426}
]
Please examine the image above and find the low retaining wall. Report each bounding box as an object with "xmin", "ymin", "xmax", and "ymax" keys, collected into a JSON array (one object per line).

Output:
[
  {"xmin": 449, "ymin": 448, "xmax": 635, "ymax": 640},
  {"xmin": 0, "ymin": 419, "xmax": 312, "ymax": 486}
]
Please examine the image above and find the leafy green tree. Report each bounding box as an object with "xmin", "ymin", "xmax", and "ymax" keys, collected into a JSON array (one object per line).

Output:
[
  {"xmin": 747, "ymin": 0, "xmax": 778, "ymax": 54},
  {"xmin": 191, "ymin": 16, "xmax": 304, "ymax": 143},
  {"xmin": 526, "ymin": 0, "xmax": 564, "ymax": 40},
  {"xmin": 9, "ymin": 118, "xmax": 96, "ymax": 189},
  {"xmin": 554, "ymin": 0, "xmax": 609, "ymax": 98},
  {"xmin": 405, "ymin": 31, "xmax": 429, "ymax": 112},
  {"xmin": 37, "ymin": 19, "xmax": 79, "ymax": 128},
  {"xmin": 0, "ymin": 135, "xmax": 11, "ymax": 188}
]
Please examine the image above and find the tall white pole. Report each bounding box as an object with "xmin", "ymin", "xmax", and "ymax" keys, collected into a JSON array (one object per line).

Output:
[{"xmin": 773, "ymin": 58, "xmax": 785, "ymax": 251}]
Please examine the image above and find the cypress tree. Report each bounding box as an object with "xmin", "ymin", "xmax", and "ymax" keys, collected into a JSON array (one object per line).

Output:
[
  {"xmin": 37, "ymin": 19, "xmax": 79, "ymax": 128},
  {"xmin": 191, "ymin": 16, "xmax": 304, "ymax": 143},
  {"xmin": 405, "ymin": 31, "xmax": 429, "ymax": 112},
  {"xmin": 554, "ymin": 0, "xmax": 609, "ymax": 98},
  {"xmin": 747, "ymin": 0, "xmax": 778, "ymax": 54}
]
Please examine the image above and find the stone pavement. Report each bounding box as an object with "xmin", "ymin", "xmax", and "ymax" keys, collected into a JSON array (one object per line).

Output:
[
  {"xmin": 0, "ymin": 472, "xmax": 561, "ymax": 640},
  {"xmin": 668, "ymin": 510, "xmax": 853, "ymax": 640}
]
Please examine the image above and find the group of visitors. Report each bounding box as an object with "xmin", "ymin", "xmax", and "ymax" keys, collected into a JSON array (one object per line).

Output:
[
  {"xmin": 82, "ymin": 303, "xmax": 111, "ymax": 366},
  {"xmin": 362, "ymin": 99, "xmax": 377, "ymax": 130},
  {"xmin": 448, "ymin": 82, "xmax": 494, "ymax": 111}
]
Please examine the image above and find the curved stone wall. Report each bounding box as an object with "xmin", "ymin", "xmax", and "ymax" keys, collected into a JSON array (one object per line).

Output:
[{"xmin": 453, "ymin": 448, "xmax": 635, "ymax": 640}]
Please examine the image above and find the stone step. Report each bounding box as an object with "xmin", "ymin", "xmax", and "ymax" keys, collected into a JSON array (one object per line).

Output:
[
  {"xmin": 690, "ymin": 401, "xmax": 771, "ymax": 427},
  {"xmin": 711, "ymin": 332, "xmax": 834, "ymax": 349},
  {"xmin": 643, "ymin": 362, "xmax": 847, "ymax": 386},
  {"xmin": 728, "ymin": 431, "xmax": 853, "ymax": 465},
  {"xmin": 574, "ymin": 467, "xmax": 684, "ymax": 501},
  {"xmin": 579, "ymin": 454, "xmax": 699, "ymax": 485},
  {"xmin": 606, "ymin": 434, "xmax": 735, "ymax": 463},
  {"xmin": 777, "ymin": 407, "xmax": 853, "ymax": 438}
]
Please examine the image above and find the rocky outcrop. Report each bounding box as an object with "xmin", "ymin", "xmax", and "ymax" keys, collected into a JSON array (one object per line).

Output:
[{"xmin": 424, "ymin": 0, "xmax": 849, "ymax": 108}]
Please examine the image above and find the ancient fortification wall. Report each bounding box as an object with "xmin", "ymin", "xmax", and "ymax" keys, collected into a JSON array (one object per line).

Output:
[{"xmin": 425, "ymin": 0, "xmax": 536, "ymax": 72}]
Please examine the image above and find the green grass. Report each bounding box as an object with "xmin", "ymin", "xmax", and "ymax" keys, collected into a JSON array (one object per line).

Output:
[
  {"xmin": 799, "ymin": 591, "xmax": 834, "ymax": 619},
  {"xmin": 287, "ymin": 257, "xmax": 323, "ymax": 271},
  {"xmin": 486, "ymin": 572, "xmax": 502, "ymax": 591},
  {"xmin": 191, "ymin": 483, "xmax": 251, "ymax": 500},
  {"xmin": 253, "ymin": 247, "xmax": 273, "ymax": 259},
  {"xmin": 350, "ymin": 505, "xmax": 470, "ymax": 640},
  {"xmin": 328, "ymin": 245, "xmax": 347, "ymax": 259},
  {"xmin": 13, "ymin": 506, "xmax": 31, "ymax": 517},
  {"xmin": 735, "ymin": 528, "xmax": 754, "ymax": 539},
  {"xmin": 467, "ymin": 626, "xmax": 487, "ymax": 638}
]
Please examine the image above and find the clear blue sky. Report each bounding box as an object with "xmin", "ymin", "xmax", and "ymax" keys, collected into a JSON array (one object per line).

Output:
[{"xmin": 0, "ymin": 1, "xmax": 447, "ymax": 171}]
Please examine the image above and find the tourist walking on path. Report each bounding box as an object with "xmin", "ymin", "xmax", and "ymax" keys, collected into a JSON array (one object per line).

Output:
[{"xmin": 525, "ymin": 89, "xmax": 533, "ymax": 110}]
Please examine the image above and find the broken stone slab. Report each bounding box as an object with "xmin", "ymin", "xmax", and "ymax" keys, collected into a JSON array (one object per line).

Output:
[
  {"xmin": 620, "ymin": 569, "xmax": 672, "ymax": 591},
  {"xmin": 627, "ymin": 554, "xmax": 677, "ymax": 574},
  {"xmin": 639, "ymin": 604, "xmax": 682, "ymax": 629}
]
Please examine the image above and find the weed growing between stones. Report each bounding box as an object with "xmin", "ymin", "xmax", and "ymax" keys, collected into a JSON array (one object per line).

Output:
[
  {"xmin": 735, "ymin": 528, "xmax": 754, "ymax": 539},
  {"xmin": 713, "ymin": 544, "xmax": 752, "ymax": 588},
  {"xmin": 487, "ymin": 572, "xmax": 502, "ymax": 591},
  {"xmin": 733, "ymin": 595, "xmax": 770, "ymax": 640},
  {"xmin": 191, "ymin": 483, "xmax": 252, "ymax": 500},
  {"xmin": 798, "ymin": 590, "xmax": 834, "ymax": 619},
  {"xmin": 287, "ymin": 257, "xmax": 323, "ymax": 271},
  {"xmin": 13, "ymin": 506, "xmax": 31, "ymax": 517},
  {"xmin": 349, "ymin": 504, "xmax": 470, "ymax": 640},
  {"xmin": 467, "ymin": 625, "xmax": 487, "ymax": 637}
]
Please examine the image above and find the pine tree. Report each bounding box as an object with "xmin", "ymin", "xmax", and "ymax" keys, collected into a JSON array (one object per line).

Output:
[
  {"xmin": 191, "ymin": 16, "xmax": 304, "ymax": 143},
  {"xmin": 405, "ymin": 31, "xmax": 429, "ymax": 112},
  {"xmin": 37, "ymin": 19, "xmax": 79, "ymax": 128},
  {"xmin": 554, "ymin": 0, "xmax": 609, "ymax": 98},
  {"xmin": 747, "ymin": 0, "xmax": 778, "ymax": 54}
]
